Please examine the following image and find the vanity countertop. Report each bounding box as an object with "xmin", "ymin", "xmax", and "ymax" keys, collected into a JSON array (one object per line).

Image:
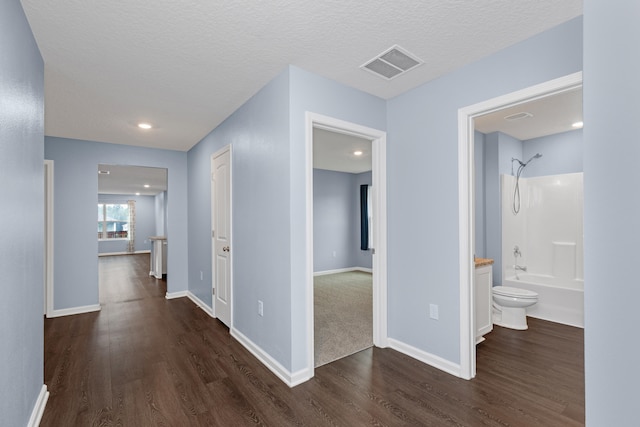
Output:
[{"xmin": 475, "ymin": 257, "xmax": 494, "ymax": 267}]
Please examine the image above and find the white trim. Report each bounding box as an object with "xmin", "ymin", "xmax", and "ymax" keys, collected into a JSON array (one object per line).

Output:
[
  {"xmin": 305, "ymin": 112, "xmax": 388, "ymax": 380},
  {"xmin": 230, "ymin": 327, "xmax": 312, "ymax": 387},
  {"xmin": 210, "ymin": 145, "xmax": 233, "ymax": 327},
  {"xmin": 165, "ymin": 290, "xmax": 188, "ymax": 300},
  {"xmin": 313, "ymin": 266, "xmax": 373, "ymax": 276},
  {"xmin": 27, "ymin": 385, "xmax": 49, "ymax": 427},
  {"xmin": 388, "ymin": 338, "xmax": 461, "ymax": 378},
  {"xmin": 187, "ymin": 291, "xmax": 215, "ymax": 318},
  {"xmin": 48, "ymin": 304, "xmax": 101, "ymax": 318},
  {"xmin": 457, "ymin": 72, "xmax": 583, "ymax": 380},
  {"xmin": 44, "ymin": 160, "xmax": 54, "ymax": 318},
  {"xmin": 98, "ymin": 250, "xmax": 150, "ymax": 257}
]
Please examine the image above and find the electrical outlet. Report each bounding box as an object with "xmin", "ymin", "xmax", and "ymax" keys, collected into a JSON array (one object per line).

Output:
[
  {"xmin": 429, "ymin": 304, "xmax": 439, "ymax": 320},
  {"xmin": 200, "ymin": 271, "xmax": 203, "ymax": 281},
  {"xmin": 332, "ymin": 251, "xmax": 337, "ymax": 258},
  {"xmin": 258, "ymin": 300, "xmax": 264, "ymax": 317}
]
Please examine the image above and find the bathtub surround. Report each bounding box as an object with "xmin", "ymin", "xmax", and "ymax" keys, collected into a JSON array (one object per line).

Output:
[
  {"xmin": 478, "ymin": 129, "xmax": 583, "ymax": 284},
  {"xmin": 502, "ymin": 173, "xmax": 584, "ymax": 327}
]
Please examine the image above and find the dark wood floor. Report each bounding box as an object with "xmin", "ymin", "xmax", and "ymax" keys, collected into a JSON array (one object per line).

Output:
[{"xmin": 42, "ymin": 254, "xmax": 584, "ymax": 426}]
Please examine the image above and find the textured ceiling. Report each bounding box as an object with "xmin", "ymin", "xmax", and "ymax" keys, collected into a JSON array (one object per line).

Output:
[{"xmin": 20, "ymin": 1, "xmax": 582, "ymax": 152}]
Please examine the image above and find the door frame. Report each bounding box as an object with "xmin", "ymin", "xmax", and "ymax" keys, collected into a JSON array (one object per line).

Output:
[
  {"xmin": 211, "ymin": 145, "xmax": 233, "ymax": 327},
  {"xmin": 44, "ymin": 159, "xmax": 54, "ymax": 317},
  {"xmin": 457, "ymin": 72, "xmax": 583, "ymax": 379},
  {"xmin": 305, "ymin": 112, "xmax": 388, "ymax": 376}
]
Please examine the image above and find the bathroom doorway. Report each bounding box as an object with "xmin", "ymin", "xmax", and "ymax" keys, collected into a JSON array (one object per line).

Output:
[{"xmin": 458, "ymin": 72, "xmax": 583, "ymax": 379}]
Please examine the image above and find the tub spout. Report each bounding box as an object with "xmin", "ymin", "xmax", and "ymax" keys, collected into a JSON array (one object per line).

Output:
[{"xmin": 514, "ymin": 265, "xmax": 527, "ymax": 272}]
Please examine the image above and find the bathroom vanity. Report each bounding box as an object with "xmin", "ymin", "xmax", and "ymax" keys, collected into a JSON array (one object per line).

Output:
[{"xmin": 475, "ymin": 258, "xmax": 494, "ymax": 343}]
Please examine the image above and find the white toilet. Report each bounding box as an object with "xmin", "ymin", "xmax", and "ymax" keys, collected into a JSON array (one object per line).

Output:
[{"xmin": 492, "ymin": 286, "xmax": 538, "ymax": 330}]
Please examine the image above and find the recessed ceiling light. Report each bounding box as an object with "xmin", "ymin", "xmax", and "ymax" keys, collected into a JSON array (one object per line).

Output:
[
  {"xmin": 143, "ymin": 184, "xmax": 150, "ymax": 188},
  {"xmin": 572, "ymin": 121, "xmax": 584, "ymax": 128},
  {"xmin": 354, "ymin": 151, "xmax": 363, "ymax": 156},
  {"xmin": 138, "ymin": 123, "xmax": 152, "ymax": 130}
]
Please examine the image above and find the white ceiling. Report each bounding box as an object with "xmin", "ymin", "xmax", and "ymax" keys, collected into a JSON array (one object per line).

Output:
[
  {"xmin": 20, "ymin": 1, "xmax": 582, "ymax": 152},
  {"xmin": 98, "ymin": 164, "xmax": 167, "ymax": 196},
  {"xmin": 474, "ymin": 87, "xmax": 583, "ymax": 140},
  {"xmin": 313, "ymin": 128, "xmax": 372, "ymax": 174}
]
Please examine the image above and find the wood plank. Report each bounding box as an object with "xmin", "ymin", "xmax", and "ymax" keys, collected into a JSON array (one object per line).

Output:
[{"xmin": 41, "ymin": 254, "xmax": 584, "ymax": 426}]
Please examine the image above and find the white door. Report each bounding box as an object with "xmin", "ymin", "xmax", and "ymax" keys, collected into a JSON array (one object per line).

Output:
[{"xmin": 212, "ymin": 147, "xmax": 231, "ymax": 326}]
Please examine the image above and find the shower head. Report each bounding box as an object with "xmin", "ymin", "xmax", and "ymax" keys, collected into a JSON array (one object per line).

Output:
[{"xmin": 524, "ymin": 153, "xmax": 543, "ymax": 166}]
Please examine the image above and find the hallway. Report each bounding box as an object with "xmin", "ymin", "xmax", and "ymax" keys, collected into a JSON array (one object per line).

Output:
[{"xmin": 41, "ymin": 254, "xmax": 584, "ymax": 426}]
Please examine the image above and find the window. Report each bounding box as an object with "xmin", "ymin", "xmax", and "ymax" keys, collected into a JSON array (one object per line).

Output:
[
  {"xmin": 360, "ymin": 184, "xmax": 373, "ymax": 250},
  {"xmin": 98, "ymin": 203, "xmax": 129, "ymax": 239}
]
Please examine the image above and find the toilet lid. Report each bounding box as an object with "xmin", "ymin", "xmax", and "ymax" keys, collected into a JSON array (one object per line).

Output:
[{"xmin": 493, "ymin": 286, "xmax": 538, "ymax": 298}]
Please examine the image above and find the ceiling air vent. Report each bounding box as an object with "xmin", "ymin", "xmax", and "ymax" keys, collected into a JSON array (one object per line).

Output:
[
  {"xmin": 361, "ymin": 45, "xmax": 423, "ymax": 80},
  {"xmin": 504, "ymin": 112, "xmax": 533, "ymax": 121}
]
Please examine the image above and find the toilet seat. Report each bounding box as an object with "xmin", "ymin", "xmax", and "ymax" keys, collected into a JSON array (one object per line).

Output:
[{"xmin": 493, "ymin": 286, "xmax": 537, "ymax": 299}]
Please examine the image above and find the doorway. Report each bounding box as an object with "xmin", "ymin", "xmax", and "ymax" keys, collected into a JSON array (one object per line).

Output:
[
  {"xmin": 457, "ymin": 72, "xmax": 583, "ymax": 379},
  {"xmin": 44, "ymin": 160, "xmax": 54, "ymax": 317},
  {"xmin": 312, "ymin": 127, "xmax": 373, "ymax": 367},
  {"xmin": 97, "ymin": 164, "xmax": 168, "ymax": 303},
  {"xmin": 305, "ymin": 112, "xmax": 388, "ymax": 375}
]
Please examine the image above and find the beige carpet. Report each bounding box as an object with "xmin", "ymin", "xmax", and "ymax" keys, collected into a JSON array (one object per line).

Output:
[{"xmin": 314, "ymin": 270, "xmax": 373, "ymax": 367}]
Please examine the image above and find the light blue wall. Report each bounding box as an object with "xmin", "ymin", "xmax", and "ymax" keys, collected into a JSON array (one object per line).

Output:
[
  {"xmin": 474, "ymin": 131, "xmax": 486, "ymax": 258},
  {"xmin": 0, "ymin": 1, "xmax": 44, "ymax": 424},
  {"xmin": 583, "ymin": 2, "xmax": 639, "ymax": 423},
  {"xmin": 523, "ymin": 129, "xmax": 583, "ymax": 177},
  {"xmin": 45, "ymin": 137, "xmax": 188, "ymax": 309},
  {"xmin": 155, "ymin": 191, "xmax": 167, "ymax": 236},
  {"xmin": 312, "ymin": 169, "xmax": 372, "ymax": 272},
  {"xmin": 353, "ymin": 171, "xmax": 373, "ymax": 269},
  {"xmin": 313, "ymin": 169, "xmax": 356, "ymax": 272},
  {"xmin": 386, "ymin": 17, "xmax": 582, "ymax": 363},
  {"xmin": 98, "ymin": 194, "xmax": 156, "ymax": 254},
  {"xmin": 486, "ymin": 132, "xmax": 523, "ymax": 283},
  {"xmin": 289, "ymin": 66, "xmax": 386, "ymax": 371},
  {"xmin": 187, "ymin": 70, "xmax": 292, "ymax": 367}
]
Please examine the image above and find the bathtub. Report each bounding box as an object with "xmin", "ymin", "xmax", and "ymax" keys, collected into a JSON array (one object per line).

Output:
[{"xmin": 502, "ymin": 274, "xmax": 584, "ymax": 328}]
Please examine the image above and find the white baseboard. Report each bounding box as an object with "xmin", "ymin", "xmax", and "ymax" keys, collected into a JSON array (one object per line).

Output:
[
  {"xmin": 388, "ymin": 338, "xmax": 462, "ymax": 378},
  {"xmin": 47, "ymin": 304, "xmax": 101, "ymax": 318},
  {"xmin": 27, "ymin": 385, "xmax": 49, "ymax": 427},
  {"xmin": 230, "ymin": 327, "xmax": 311, "ymax": 388},
  {"xmin": 313, "ymin": 266, "xmax": 373, "ymax": 276},
  {"xmin": 98, "ymin": 250, "xmax": 150, "ymax": 257},
  {"xmin": 165, "ymin": 290, "xmax": 188, "ymax": 300},
  {"xmin": 179, "ymin": 291, "xmax": 311, "ymax": 387},
  {"xmin": 187, "ymin": 291, "xmax": 214, "ymax": 318}
]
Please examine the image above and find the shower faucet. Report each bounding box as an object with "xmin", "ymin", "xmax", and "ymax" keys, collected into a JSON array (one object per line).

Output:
[{"xmin": 513, "ymin": 245, "xmax": 521, "ymax": 258}]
